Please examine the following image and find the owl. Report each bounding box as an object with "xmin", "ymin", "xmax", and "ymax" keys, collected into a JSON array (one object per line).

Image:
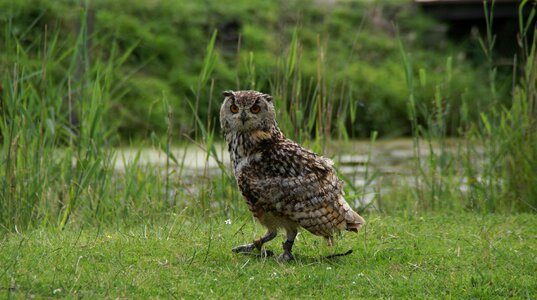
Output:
[{"xmin": 220, "ymin": 90, "xmax": 365, "ymax": 261}]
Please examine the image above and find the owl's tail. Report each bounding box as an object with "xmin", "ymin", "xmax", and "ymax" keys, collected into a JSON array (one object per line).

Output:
[
  {"xmin": 338, "ymin": 196, "xmax": 365, "ymax": 232},
  {"xmin": 346, "ymin": 210, "xmax": 365, "ymax": 232}
]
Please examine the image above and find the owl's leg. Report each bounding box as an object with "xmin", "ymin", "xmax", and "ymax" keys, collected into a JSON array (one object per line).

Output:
[
  {"xmin": 278, "ymin": 229, "xmax": 297, "ymax": 262},
  {"xmin": 232, "ymin": 230, "xmax": 277, "ymax": 256}
]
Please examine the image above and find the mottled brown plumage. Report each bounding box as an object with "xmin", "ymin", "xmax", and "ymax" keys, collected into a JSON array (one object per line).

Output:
[{"xmin": 220, "ymin": 90, "xmax": 365, "ymax": 260}]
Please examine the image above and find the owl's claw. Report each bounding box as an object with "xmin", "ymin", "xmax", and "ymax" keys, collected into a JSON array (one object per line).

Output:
[
  {"xmin": 278, "ymin": 251, "xmax": 295, "ymax": 262},
  {"xmin": 232, "ymin": 244, "xmax": 274, "ymax": 258},
  {"xmin": 277, "ymin": 239, "xmax": 295, "ymax": 262},
  {"xmin": 233, "ymin": 231, "xmax": 277, "ymax": 255},
  {"xmin": 260, "ymin": 249, "xmax": 274, "ymax": 257}
]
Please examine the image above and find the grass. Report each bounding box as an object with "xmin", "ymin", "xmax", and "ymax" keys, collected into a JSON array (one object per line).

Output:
[
  {"xmin": 0, "ymin": 0, "xmax": 535, "ymax": 224},
  {"xmin": 0, "ymin": 1, "xmax": 536, "ymax": 227},
  {"xmin": 395, "ymin": 1, "xmax": 537, "ymax": 213},
  {"xmin": 1, "ymin": 2, "xmax": 537, "ymax": 297},
  {"xmin": 1, "ymin": 213, "xmax": 536, "ymax": 298}
]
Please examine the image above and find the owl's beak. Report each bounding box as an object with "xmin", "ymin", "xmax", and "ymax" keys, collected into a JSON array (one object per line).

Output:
[{"xmin": 239, "ymin": 111, "xmax": 249, "ymax": 124}]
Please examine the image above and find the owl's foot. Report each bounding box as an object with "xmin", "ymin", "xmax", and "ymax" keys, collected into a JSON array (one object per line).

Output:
[
  {"xmin": 232, "ymin": 230, "xmax": 277, "ymax": 254},
  {"xmin": 260, "ymin": 249, "xmax": 274, "ymax": 258},
  {"xmin": 232, "ymin": 244, "xmax": 274, "ymax": 258},
  {"xmin": 232, "ymin": 243, "xmax": 257, "ymax": 253},
  {"xmin": 277, "ymin": 240, "xmax": 295, "ymax": 262},
  {"xmin": 277, "ymin": 251, "xmax": 295, "ymax": 262}
]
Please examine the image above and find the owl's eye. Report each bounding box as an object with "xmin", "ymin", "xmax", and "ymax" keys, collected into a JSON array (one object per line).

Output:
[
  {"xmin": 230, "ymin": 104, "xmax": 239, "ymax": 114},
  {"xmin": 250, "ymin": 105, "xmax": 261, "ymax": 114}
]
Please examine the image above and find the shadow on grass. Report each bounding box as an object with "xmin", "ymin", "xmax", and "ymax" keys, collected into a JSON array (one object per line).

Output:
[{"xmin": 232, "ymin": 249, "xmax": 357, "ymax": 265}]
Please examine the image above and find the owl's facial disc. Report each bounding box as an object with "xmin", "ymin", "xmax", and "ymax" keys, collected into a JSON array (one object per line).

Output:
[{"xmin": 221, "ymin": 90, "xmax": 275, "ymax": 133}]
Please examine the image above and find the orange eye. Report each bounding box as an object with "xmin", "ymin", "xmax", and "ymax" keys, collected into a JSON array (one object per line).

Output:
[
  {"xmin": 230, "ymin": 104, "xmax": 239, "ymax": 114},
  {"xmin": 250, "ymin": 105, "xmax": 261, "ymax": 114}
]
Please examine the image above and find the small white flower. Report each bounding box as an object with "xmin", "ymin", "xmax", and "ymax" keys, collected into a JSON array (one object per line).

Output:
[
  {"xmin": 357, "ymin": 272, "xmax": 364, "ymax": 277},
  {"xmin": 224, "ymin": 219, "xmax": 232, "ymax": 225},
  {"xmin": 326, "ymin": 266, "xmax": 332, "ymax": 270},
  {"xmin": 352, "ymin": 281, "xmax": 356, "ymax": 285}
]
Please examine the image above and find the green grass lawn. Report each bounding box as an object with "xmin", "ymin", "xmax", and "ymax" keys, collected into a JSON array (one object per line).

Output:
[{"xmin": 1, "ymin": 213, "xmax": 536, "ymax": 298}]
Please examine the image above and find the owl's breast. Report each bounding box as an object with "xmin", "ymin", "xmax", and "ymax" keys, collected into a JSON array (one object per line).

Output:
[{"xmin": 233, "ymin": 152, "xmax": 262, "ymax": 176}]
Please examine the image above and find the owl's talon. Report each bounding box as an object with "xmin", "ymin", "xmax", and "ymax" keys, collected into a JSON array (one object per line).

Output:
[
  {"xmin": 232, "ymin": 245, "xmax": 274, "ymax": 258},
  {"xmin": 261, "ymin": 249, "xmax": 274, "ymax": 257},
  {"xmin": 277, "ymin": 252, "xmax": 295, "ymax": 262},
  {"xmin": 278, "ymin": 239, "xmax": 295, "ymax": 262},
  {"xmin": 232, "ymin": 243, "xmax": 256, "ymax": 253}
]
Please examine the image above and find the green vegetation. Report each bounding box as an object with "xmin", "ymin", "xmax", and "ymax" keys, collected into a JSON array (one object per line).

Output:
[
  {"xmin": 1, "ymin": 0, "xmax": 537, "ymax": 297},
  {"xmin": 394, "ymin": 1, "xmax": 537, "ymax": 213},
  {"xmin": 2, "ymin": 214, "xmax": 536, "ymax": 298},
  {"xmin": 0, "ymin": 0, "xmax": 535, "ymax": 223},
  {"xmin": 0, "ymin": 0, "xmax": 535, "ymax": 226},
  {"xmin": 1, "ymin": 0, "xmax": 495, "ymax": 139}
]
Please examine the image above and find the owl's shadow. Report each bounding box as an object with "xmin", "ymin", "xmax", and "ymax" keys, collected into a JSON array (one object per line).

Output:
[{"xmin": 235, "ymin": 249, "xmax": 353, "ymax": 264}]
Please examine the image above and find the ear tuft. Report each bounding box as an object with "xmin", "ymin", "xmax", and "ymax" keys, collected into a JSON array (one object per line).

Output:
[
  {"xmin": 263, "ymin": 94, "xmax": 273, "ymax": 102},
  {"xmin": 222, "ymin": 90, "xmax": 235, "ymax": 99}
]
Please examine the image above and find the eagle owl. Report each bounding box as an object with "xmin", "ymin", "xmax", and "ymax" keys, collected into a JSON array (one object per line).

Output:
[{"xmin": 220, "ymin": 90, "xmax": 365, "ymax": 261}]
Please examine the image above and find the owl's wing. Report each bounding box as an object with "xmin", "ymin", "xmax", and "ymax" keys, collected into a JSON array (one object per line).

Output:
[{"xmin": 238, "ymin": 140, "xmax": 362, "ymax": 235}]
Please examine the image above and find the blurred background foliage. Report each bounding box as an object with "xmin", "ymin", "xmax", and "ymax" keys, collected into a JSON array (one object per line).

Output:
[
  {"xmin": 0, "ymin": 0, "xmax": 503, "ymax": 141},
  {"xmin": 1, "ymin": 0, "xmax": 536, "ymax": 230}
]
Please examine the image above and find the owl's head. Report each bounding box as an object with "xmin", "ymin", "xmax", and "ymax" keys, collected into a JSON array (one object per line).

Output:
[{"xmin": 220, "ymin": 90, "xmax": 276, "ymax": 133}]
